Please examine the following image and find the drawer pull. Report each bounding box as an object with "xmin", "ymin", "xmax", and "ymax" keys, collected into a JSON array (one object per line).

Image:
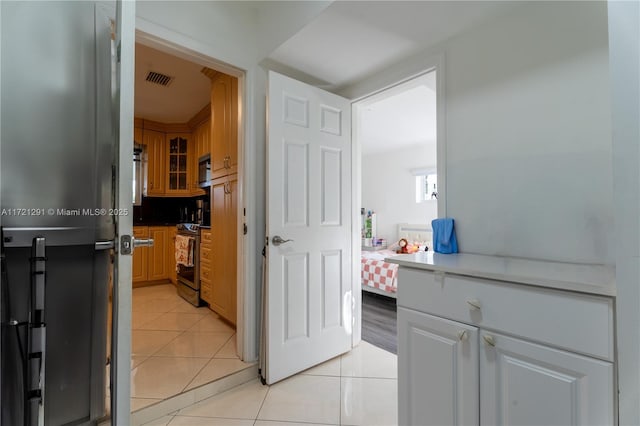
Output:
[
  {"xmin": 483, "ymin": 334, "xmax": 496, "ymax": 347},
  {"xmin": 467, "ymin": 299, "xmax": 482, "ymax": 310},
  {"xmin": 457, "ymin": 330, "xmax": 468, "ymax": 341}
]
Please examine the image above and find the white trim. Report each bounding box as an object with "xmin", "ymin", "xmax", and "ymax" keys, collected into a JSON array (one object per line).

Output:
[
  {"xmin": 608, "ymin": 1, "xmax": 640, "ymax": 424},
  {"xmin": 114, "ymin": 1, "xmax": 136, "ymax": 423},
  {"xmin": 351, "ymin": 102, "xmax": 363, "ymax": 346},
  {"xmin": 351, "ymin": 54, "xmax": 446, "ymax": 349}
]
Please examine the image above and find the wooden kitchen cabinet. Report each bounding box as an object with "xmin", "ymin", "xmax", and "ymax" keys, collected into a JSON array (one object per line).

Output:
[
  {"xmin": 210, "ymin": 73, "xmax": 238, "ymax": 180},
  {"xmin": 165, "ymin": 132, "xmax": 192, "ymax": 195},
  {"xmin": 132, "ymin": 226, "xmax": 149, "ymax": 283},
  {"xmin": 133, "ymin": 226, "xmax": 172, "ymax": 285},
  {"xmin": 210, "ymin": 174, "xmax": 237, "ymax": 324},
  {"xmin": 148, "ymin": 226, "xmax": 169, "ymax": 281},
  {"xmin": 143, "ymin": 129, "xmax": 166, "ymax": 196},
  {"xmin": 200, "ymin": 228, "xmax": 213, "ymax": 304}
]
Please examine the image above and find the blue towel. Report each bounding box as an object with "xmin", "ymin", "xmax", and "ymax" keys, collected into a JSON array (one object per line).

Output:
[{"xmin": 432, "ymin": 218, "xmax": 458, "ymax": 254}]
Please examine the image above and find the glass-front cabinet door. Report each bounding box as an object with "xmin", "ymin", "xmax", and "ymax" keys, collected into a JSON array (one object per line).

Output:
[{"xmin": 167, "ymin": 133, "xmax": 190, "ymax": 194}]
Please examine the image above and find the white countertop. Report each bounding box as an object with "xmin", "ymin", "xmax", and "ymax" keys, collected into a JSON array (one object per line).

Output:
[{"xmin": 385, "ymin": 251, "xmax": 616, "ymax": 297}]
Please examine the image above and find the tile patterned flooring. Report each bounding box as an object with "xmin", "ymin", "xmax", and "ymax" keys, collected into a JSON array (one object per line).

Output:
[
  {"xmin": 129, "ymin": 284, "xmax": 254, "ymax": 411},
  {"xmin": 141, "ymin": 338, "xmax": 398, "ymax": 426},
  {"xmin": 128, "ymin": 283, "xmax": 398, "ymax": 425}
]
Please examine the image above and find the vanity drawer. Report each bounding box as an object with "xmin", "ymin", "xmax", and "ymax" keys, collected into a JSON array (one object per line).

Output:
[{"xmin": 398, "ymin": 268, "xmax": 614, "ymax": 361}]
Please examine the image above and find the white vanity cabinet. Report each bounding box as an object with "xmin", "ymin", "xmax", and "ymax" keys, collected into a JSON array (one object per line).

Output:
[
  {"xmin": 398, "ymin": 308, "xmax": 479, "ymax": 426},
  {"xmin": 391, "ymin": 253, "xmax": 616, "ymax": 426},
  {"xmin": 480, "ymin": 331, "xmax": 613, "ymax": 426}
]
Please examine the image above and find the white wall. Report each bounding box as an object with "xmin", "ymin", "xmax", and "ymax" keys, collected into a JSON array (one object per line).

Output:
[
  {"xmin": 345, "ymin": 1, "xmax": 613, "ymax": 265},
  {"xmin": 362, "ymin": 144, "xmax": 437, "ymax": 241}
]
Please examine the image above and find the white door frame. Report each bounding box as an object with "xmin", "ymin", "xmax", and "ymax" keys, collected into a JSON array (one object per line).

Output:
[
  {"xmin": 350, "ymin": 55, "xmax": 446, "ymax": 345},
  {"xmin": 133, "ymin": 30, "xmax": 249, "ymax": 360},
  {"xmin": 113, "ymin": 1, "xmax": 136, "ymax": 422}
]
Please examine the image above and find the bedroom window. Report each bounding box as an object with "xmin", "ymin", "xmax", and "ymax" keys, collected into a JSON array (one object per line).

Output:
[{"xmin": 416, "ymin": 173, "xmax": 437, "ymax": 203}]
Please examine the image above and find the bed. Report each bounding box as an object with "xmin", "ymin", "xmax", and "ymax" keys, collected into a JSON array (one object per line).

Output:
[{"xmin": 361, "ymin": 223, "xmax": 433, "ymax": 298}]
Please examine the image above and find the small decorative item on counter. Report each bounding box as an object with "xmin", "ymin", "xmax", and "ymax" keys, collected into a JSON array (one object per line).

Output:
[
  {"xmin": 432, "ymin": 217, "xmax": 459, "ymax": 254},
  {"xmin": 397, "ymin": 238, "xmax": 419, "ymax": 254}
]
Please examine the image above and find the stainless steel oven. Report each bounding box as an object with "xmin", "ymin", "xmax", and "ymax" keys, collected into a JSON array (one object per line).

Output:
[{"xmin": 176, "ymin": 223, "xmax": 201, "ymax": 306}]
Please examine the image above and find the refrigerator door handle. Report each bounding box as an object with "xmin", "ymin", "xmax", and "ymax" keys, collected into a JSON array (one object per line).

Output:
[{"xmin": 95, "ymin": 240, "xmax": 115, "ymax": 251}]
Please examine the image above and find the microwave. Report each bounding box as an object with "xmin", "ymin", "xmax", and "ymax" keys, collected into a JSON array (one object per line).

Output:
[{"xmin": 198, "ymin": 154, "xmax": 211, "ymax": 187}]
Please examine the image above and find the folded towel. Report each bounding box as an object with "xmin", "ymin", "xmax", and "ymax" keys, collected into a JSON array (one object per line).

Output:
[
  {"xmin": 175, "ymin": 234, "xmax": 195, "ymax": 267},
  {"xmin": 432, "ymin": 218, "xmax": 458, "ymax": 254}
]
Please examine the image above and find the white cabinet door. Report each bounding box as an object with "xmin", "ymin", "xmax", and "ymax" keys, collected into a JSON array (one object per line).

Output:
[
  {"xmin": 480, "ymin": 331, "xmax": 614, "ymax": 426},
  {"xmin": 398, "ymin": 307, "xmax": 479, "ymax": 426}
]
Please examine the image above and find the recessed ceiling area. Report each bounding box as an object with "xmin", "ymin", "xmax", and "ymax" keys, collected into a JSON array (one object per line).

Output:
[
  {"xmin": 135, "ymin": 43, "xmax": 211, "ymax": 123},
  {"xmin": 358, "ymin": 71, "xmax": 436, "ymax": 156},
  {"xmin": 267, "ymin": 1, "xmax": 516, "ymax": 92}
]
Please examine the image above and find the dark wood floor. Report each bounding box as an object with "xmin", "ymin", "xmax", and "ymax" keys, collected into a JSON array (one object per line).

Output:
[{"xmin": 361, "ymin": 290, "xmax": 397, "ymax": 354}]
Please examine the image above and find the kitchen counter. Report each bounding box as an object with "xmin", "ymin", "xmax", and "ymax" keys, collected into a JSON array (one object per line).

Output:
[
  {"xmin": 385, "ymin": 251, "xmax": 616, "ymax": 296},
  {"xmin": 133, "ymin": 221, "xmax": 179, "ymax": 227}
]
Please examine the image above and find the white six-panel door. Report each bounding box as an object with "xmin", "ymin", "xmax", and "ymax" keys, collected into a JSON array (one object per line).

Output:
[{"xmin": 265, "ymin": 71, "xmax": 352, "ymax": 384}]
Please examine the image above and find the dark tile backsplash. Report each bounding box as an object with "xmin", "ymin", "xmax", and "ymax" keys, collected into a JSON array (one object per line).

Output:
[{"xmin": 133, "ymin": 196, "xmax": 204, "ymax": 225}]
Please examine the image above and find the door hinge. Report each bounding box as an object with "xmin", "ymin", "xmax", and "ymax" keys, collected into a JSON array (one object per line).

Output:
[{"xmin": 243, "ymin": 223, "xmax": 248, "ymax": 235}]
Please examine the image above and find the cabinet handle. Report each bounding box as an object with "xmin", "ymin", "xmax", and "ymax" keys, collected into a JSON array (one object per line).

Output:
[
  {"xmin": 150, "ymin": 182, "xmax": 153, "ymax": 189},
  {"xmin": 483, "ymin": 334, "xmax": 496, "ymax": 347},
  {"xmin": 457, "ymin": 330, "xmax": 468, "ymax": 341},
  {"xmin": 467, "ymin": 299, "xmax": 481, "ymax": 310}
]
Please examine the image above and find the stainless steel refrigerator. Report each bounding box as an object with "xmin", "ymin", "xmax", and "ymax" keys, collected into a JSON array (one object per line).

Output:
[{"xmin": 1, "ymin": 1, "xmax": 116, "ymax": 425}]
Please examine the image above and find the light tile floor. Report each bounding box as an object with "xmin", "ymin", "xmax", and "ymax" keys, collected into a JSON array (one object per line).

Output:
[
  {"xmin": 129, "ymin": 284, "xmax": 254, "ymax": 411},
  {"xmin": 142, "ymin": 340, "xmax": 398, "ymax": 426}
]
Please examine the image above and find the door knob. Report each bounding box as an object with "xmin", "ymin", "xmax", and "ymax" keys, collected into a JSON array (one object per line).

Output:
[
  {"xmin": 272, "ymin": 235, "xmax": 293, "ymax": 246},
  {"xmin": 133, "ymin": 238, "xmax": 154, "ymax": 248}
]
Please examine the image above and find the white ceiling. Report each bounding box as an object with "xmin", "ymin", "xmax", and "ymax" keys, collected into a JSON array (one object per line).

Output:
[
  {"xmin": 267, "ymin": 1, "xmax": 516, "ymax": 91},
  {"xmin": 134, "ymin": 1, "xmax": 515, "ymax": 125},
  {"xmin": 135, "ymin": 43, "xmax": 211, "ymax": 123},
  {"xmin": 358, "ymin": 71, "xmax": 437, "ymax": 156}
]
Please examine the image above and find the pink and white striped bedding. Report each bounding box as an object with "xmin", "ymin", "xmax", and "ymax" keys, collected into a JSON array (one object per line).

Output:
[{"xmin": 361, "ymin": 249, "xmax": 399, "ymax": 294}]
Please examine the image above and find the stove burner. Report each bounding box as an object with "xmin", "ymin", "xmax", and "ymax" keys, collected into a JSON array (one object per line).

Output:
[{"xmin": 177, "ymin": 223, "xmax": 200, "ymax": 232}]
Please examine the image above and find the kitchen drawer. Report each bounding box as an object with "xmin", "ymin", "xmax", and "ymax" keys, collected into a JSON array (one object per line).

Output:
[
  {"xmin": 200, "ymin": 245, "xmax": 212, "ymax": 263},
  {"xmin": 398, "ymin": 268, "xmax": 614, "ymax": 361},
  {"xmin": 201, "ymin": 281, "xmax": 212, "ymax": 302},
  {"xmin": 201, "ymin": 230, "xmax": 212, "ymax": 243},
  {"xmin": 200, "ymin": 266, "xmax": 212, "ymax": 282}
]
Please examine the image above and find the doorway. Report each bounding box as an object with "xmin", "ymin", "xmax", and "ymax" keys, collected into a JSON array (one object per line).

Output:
[
  {"xmin": 353, "ymin": 68, "xmax": 441, "ymax": 352},
  {"xmin": 121, "ymin": 36, "xmax": 248, "ymax": 413}
]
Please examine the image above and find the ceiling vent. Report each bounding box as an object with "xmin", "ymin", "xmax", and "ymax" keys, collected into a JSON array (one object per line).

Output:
[{"xmin": 145, "ymin": 71, "xmax": 173, "ymax": 87}]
